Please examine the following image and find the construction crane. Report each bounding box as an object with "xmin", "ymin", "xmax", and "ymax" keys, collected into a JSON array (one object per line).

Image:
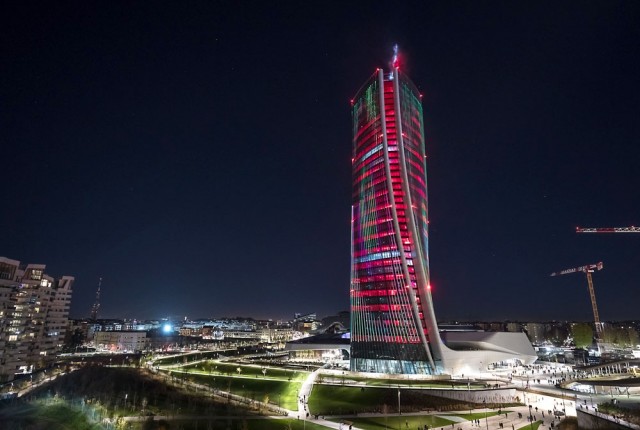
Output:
[
  {"xmin": 550, "ymin": 262, "xmax": 604, "ymax": 338},
  {"xmin": 576, "ymin": 226, "xmax": 640, "ymax": 233}
]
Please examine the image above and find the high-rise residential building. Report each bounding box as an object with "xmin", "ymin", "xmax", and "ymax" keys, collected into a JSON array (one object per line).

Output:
[
  {"xmin": 349, "ymin": 57, "xmax": 536, "ymax": 375},
  {"xmin": 0, "ymin": 257, "xmax": 73, "ymax": 382}
]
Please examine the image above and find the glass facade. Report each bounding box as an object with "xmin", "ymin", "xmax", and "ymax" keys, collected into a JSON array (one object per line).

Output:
[{"xmin": 350, "ymin": 69, "xmax": 436, "ymax": 374}]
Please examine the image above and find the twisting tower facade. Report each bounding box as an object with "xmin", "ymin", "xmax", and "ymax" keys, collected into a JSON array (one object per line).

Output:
[{"xmin": 350, "ymin": 62, "xmax": 441, "ymax": 374}]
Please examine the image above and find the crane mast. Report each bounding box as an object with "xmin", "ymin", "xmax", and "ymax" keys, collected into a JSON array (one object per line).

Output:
[{"xmin": 550, "ymin": 262, "xmax": 603, "ymax": 338}]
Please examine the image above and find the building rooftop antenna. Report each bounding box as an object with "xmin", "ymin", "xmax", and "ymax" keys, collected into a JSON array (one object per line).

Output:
[
  {"xmin": 389, "ymin": 44, "xmax": 399, "ymax": 79},
  {"xmin": 90, "ymin": 277, "xmax": 102, "ymax": 321}
]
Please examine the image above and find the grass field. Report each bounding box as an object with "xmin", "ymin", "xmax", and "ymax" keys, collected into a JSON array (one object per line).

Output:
[
  {"xmin": 322, "ymin": 375, "xmax": 485, "ymax": 390},
  {"xmin": 0, "ymin": 402, "xmax": 100, "ymax": 430},
  {"xmin": 307, "ymin": 385, "xmax": 470, "ymax": 416},
  {"xmin": 443, "ymin": 411, "xmax": 512, "ymax": 421},
  {"xmin": 517, "ymin": 421, "xmax": 542, "ymax": 430},
  {"xmin": 334, "ymin": 415, "xmax": 455, "ymax": 430},
  {"xmin": 133, "ymin": 417, "xmax": 331, "ymax": 430},
  {"xmin": 183, "ymin": 361, "xmax": 307, "ymax": 381},
  {"xmin": 186, "ymin": 372, "xmax": 301, "ymax": 410}
]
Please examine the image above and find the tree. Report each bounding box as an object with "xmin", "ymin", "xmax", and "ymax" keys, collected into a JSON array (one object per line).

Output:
[
  {"xmin": 571, "ymin": 323, "xmax": 594, "ymax": 348},
  {"xmin": 601, "ymin": 326, "xmax": 638, "ymax": 347},
  {"xmin": 544, "ymin": 324, "xmax": 569, "ymax": 346},
  {"xmin": 66, "ymin": 328, "xmax": 85, "ymax": 352},
  {"xmin": 628, "ymin": 328, "xmax": 640, "ymax": 347}
]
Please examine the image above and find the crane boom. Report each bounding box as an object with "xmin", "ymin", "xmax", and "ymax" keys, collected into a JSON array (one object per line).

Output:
[
  {"xmin": 550, "ymin": 262, "xmax": 603, "ymax": 277},
  {"xmin": 550, "ymin": 262, "xmax": 604, "ymax": 337},
  {"xmin": 576, "ymin": 226, "xmax": 640, "ymax": 233}
]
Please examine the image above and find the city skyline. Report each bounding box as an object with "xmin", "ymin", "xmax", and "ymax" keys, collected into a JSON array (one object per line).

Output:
[{"xmin": 2, "ymin": 2, "xmax": 640, "ymax": 321}]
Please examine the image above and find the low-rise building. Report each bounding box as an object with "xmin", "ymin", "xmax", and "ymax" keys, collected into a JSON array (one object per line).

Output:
[{"xmin": 94, "ymin": 330, "xmax": 148, "ymax": 352}]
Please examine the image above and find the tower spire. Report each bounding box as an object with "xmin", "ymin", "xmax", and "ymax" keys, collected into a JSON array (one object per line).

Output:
[
  {"xmin": 90, "ymin": 277, "xmax": 101, "ymax": 321},
  {"xmin": 389, "ymin": 44, "xmax": 400, "ymax": 79},
  {"xmin": 392, "ymin": 44, "xmax": 399, "ymax": 68}
]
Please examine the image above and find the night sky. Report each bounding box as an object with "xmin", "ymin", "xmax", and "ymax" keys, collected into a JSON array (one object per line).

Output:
[{"xmin": 2, "ymin": 2, "xmax": 639, "ymax": 322}]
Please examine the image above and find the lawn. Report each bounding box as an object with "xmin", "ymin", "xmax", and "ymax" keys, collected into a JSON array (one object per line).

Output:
[
  {"xmin": 30, "ymin": 366, "xmax": 254, "ymax": 417},
  {"xmin": 0, "ymin": 402, "xmax": 100, "ymax": 430},
  {"xmin": 239, "ymin": 418, "xmax": 331, "ymax": 430},
  {"xmin": 443, "ymin": 411, "xmax": 513, "ymax": 421},
  {"xmin": 308, "ymin": 385, "xmax": 470, "ymax": 415},
  {"xmin": 337, "ymin": 415, "xmax": 455, "ymax": 430},
  {"xmin": 130, "ymin": 417, "xmax": 332, "ymax": 430},
  {"xmin": 325, "ymin": 375, "xmax": 485, "ymax": 390},
  {"xmin": 186, "ymin": 372, "xmax": 301, "ymax": 410},
  {"xmin": 516, "ymin": 421, "xmax": 542, "ymax": 430},
  {"xmin": 184, "ymin": 361, "xmax": 307, "ymax": 381}
]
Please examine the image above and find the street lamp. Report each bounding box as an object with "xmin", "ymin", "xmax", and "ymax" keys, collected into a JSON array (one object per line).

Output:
[
  {"xmin": 398, "ymin": 387, "xmax": 401, "ymax": 430},
  {"xmin": 483, "ymin": 399, "xmax": 488, "ymax": 430}
]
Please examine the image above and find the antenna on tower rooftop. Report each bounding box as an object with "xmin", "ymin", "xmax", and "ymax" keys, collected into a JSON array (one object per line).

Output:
[
  {"xmin": 389, "ymin": 44, "xmax": 400, "ymax": 79},
  {"xmin": 90, "ymin": 277, "xmax": 102, "ymax": 321},
  {"xmin": 392, "ymin": 44, "xmax": 399, "ymax": 68}
]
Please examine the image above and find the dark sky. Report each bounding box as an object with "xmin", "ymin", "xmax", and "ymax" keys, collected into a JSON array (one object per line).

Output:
[{"xmin": 2, "ymin": 2, "xmax": 639, "ymax": 322}]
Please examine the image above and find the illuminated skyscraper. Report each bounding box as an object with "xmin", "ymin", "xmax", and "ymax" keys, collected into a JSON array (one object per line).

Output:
[
  {"xmin": 350, "ymin": 63, "xmax": 440, "ymax": 374},
  {"xmin": 349, "ymin": 56, "xmax": 537, "ymax": 375}
]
